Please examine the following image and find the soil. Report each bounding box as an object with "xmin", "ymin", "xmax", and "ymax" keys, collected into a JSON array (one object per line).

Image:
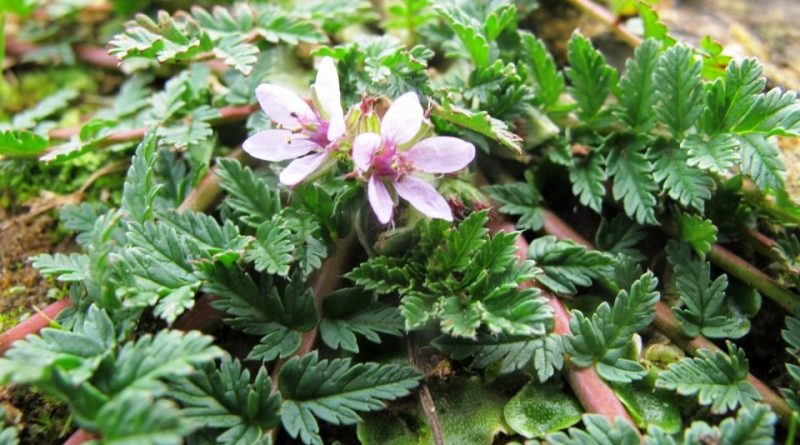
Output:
[{"xmin": 0, "ymin": 209, "xmax": 75, "ymax": 444}]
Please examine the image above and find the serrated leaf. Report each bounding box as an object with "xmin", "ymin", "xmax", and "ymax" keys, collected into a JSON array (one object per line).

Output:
[
  {"xmin": 520, "ymin": 32, "xmax": 565, "ymax": 111},
  {"xmin": 121, "ymin": 132, "xmax": 161, "ymax": 224},
  {"xmin": 431, "ymin": 101, "xmax": 523, "ymax": 156},
  {"xmin": 345, "ymin": 256, "xmax": 411, "ymax": 295},
  {"xmin": 278, "ymin": 353, "xmax": 419, "ymax": 445},
  {"xmin": 171, "ymin": 356, "xmax": 280, "ymax": 444},
  {"xmin": 569, "ymin": 153, "xmax": 606, "ymax": 213},
  {"xmin": 655, "ymin": 45, "xmax": 703, "ymax": 137},
  {"xmin": 655, "ymin": 342, "xmax": 761, "ymax": 414},
  {"xmin": 245, "ymin": 219, "xmax": 294, "ymax": 277},
  {"xmin": 31, "ymin": 253, "xmax": 90, "ymax": 282},
  {"xmin": 738, "ymin": 133, "xmax": 785, "ymax": 191},
  {"xmin": 547, "ymin": 414, "xmax": 641, "ymax": 445},
  {"xmin": 0, "ymin": 129, "xmax": 49, "ymax": 157},
  {"xmin": 675, "ymin": 213, "xmax": 718, "ymax": 257},
  {"xmin": 434, "ymin": 333, "xmax": 563, "ymax": 381},
  {"xmin": 484, "ymin": 182, "xmax": 544, "ymax": 231},
  {"xmin": 650, "ymin": 143, "xmax": 713, "ymax": 212},
  {"xmin": 618, "ymin": 39, "xmax": 660, "ymax": 132},
  {"xmin": 595, "ymin": 214, "xmax": 647, "ymax": 262},
  {"xmin": 564, "ymin": 272, "xmax": 660, "ymax": 383},
  {"xmin": 566, "ymin": 32, "xmax": 618, "ymax": 122},
  {"xmin": 528, "ymin": 236, "xmax": 614, "ymax": 295},
  {"xmin": 667, "ymin": 241, "xmax": 748, "ymax": 339},
  {"xmin": 606, "ymin": 142, "xmax": 658, "ymax": 225},
  {"xmin": 12, "ymin": 89, "xmax": 78, "ymax": 129},
  {"xmin": 94, "ymin": 392, "xmax": 189, "ymax": 445},
  {"xmin": 683, "ymin": 133, "xmax": 738, "ymax": 175},
  {"xmin": 216, "ymin": 158, "xmax": 281, "ymax": 227},
  {"xmin": 436, "ymin": 5, "xmax": 490, "ymax": 67}
]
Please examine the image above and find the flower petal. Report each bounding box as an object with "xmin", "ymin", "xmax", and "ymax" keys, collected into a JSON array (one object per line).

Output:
[
  {"xmin": 394, "ymin": 175, "xmax": 452, "ymax": 221},
  {"xmin": 381, "ymin": 92, "xmax": 423, "ymax": 146},
  {"xmin": 353, "ymin": 133, "xmax": 382, "ymax": 173},
  {"xmin": 368, "ymin": 175, "xmax": 394, "ymax": 224},
  {"xmin": 279, "ymin": 152, "xmax": 329, "ymax": 186},
  {"xmin": 255, "ymin": 84, "xmax": 316, "ymax": 129},
  {"xmin": 243, "ymin": 129, "xmax": 318, "ymax": 161},
  {"xmin": 406, "ymin": 136, "xmax": 476, "ymax": 173},
  {"xmin": 312, "ymin": 57, "xmax": 346, "ymax": 141}
]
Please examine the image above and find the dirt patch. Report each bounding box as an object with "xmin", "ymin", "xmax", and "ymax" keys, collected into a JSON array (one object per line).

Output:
[
  {"xmin": 0, "ymin": 210, "xmax": 74, "ymax": 332},
  {"xmin": 1, "ymin": 386, "xmax": 70, "ymax": 444}
]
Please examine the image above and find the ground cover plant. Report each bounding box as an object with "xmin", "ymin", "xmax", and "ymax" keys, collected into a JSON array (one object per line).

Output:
[{"xmin": 1, "ymin": 0, "xmax": 800, "ymax": 444}]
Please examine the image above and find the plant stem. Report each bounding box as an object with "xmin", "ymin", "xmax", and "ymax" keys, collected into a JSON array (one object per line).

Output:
[
  {"xmin": 487, "ymin": 217, "xmax": 640, "ymax": 431},
  {"xmin": 407, "ymin": 333, "xmax": 446, "ymax": 445},
  {"xmin": 540, "ymin": 209, "xmax": 796, "ymax": 427},
  {"xmin": 0, "ymin": 14, "xmax": 6, "ymax": 78},
  {"xmin": 706, "ymin": 243, "xmax": 798, "ymax": 313},
  {"xmin": 62, "ymin": 429, "xmax": 95, "ymax": 445},
  {"xmin": 0, "ymin": 298, "xmax": 70, "ymax": 354},
  {"xmin": 564, "ymin": 0, "xmax": 642, "ymax": 47}
]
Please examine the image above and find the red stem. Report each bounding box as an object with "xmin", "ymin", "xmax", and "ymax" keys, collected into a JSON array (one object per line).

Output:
[
  {"xmin": 0, "ymin": 299, "xmax": 71, "ymax": 354},
  {"xmin": 5, "ymin": 37, "xmax": 119, "ymax": 69},
  {"xmin": 487, "ymin": 218, "xmax": 639, "ymax": 430},
  {"xmin": 62, "ymin": 429, "xmax": 95, "ymax": 445}
]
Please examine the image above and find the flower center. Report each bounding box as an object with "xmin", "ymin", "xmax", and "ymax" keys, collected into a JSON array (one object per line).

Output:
[{"xmin": 371, "ymin": 143, "xmax": 414, "ymax": 180}]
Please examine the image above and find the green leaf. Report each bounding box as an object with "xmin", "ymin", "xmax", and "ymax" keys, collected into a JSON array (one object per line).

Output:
[
  {"xmin": 569, "ymin": 153, "xmax": 606, "ymax": 213},
  {"xmin": 435, "ymin": 5, "xmax": 490, "ymax": 67},
  {"xmin": 733, "ymin": 87, "xmax": 800, "ymax": 136},
  {"xmin": 683, "ymin": 133, "xmax": 738, "ymax": 175},
  {"xmin": 171, "ymin": 357, "xmax": 280, "ymax": 444},
  {"xmin": 655, "ymin": 45, "xmax": 703, "ymax": 137},
  {"xmin": 649, "ymin": 143, "xmax": 713, "ymax": 212},
  {"xmin": 431, "ymin": 101, "xmax": 523, "ymax": 156},
  {"xmin": 12, "ymin": 89, "xmax": 78, "ymax": 129},
  {"xmin": 667, "ymin": 241, "xmax": 748, "ymax": 339},
  {"xmin": 564, "ymin": 272, "xmax": 660, "ymax": 382},
  {"xmin": 547, "ymin": 414, "xmax": 641, "ymax": 445},
  {"xmin": 94, "ymin": 392, "xmax": 189, "ymax": 445},
  {"xmin": 595, "ymin": 214, "xmax": 647, "ymax": 262},
  {"xmin": 519, "ymin": 32, "xmax": 565, "ymax": 111},
  {"xmin": 158, "ymin": 210, "xmax": 250, "ymax": 264},
  {"xmin": 613, "ymin": 383, "xmax": 682, "ymax": 434},
  {"xmin": 253, "ymin": 5, "xmax": 326, "ymax": 45},
  {"xmin": 738, "ymin": 133, "xmax": 785, "ymax": 191},
  {"xmin": 434, "ymin": 333, "xmax": 563, "ymax": 381},
  {"xmin": 504, "ymin": 382, "xmax": 582, "ymax": 439},
  {"xmin": 99, "ymin": 330, "xmax": 222, "ymax": 396},
  {"xmin": 320, "ymin": 288, "xmax": 404, "ymax": 354},
  {"xmin": 0, "ymin": 408, "xmax": 19, "ymax": 445},
  {"xmin": 345, "ymin": 256, "xmax": 411, "ymax": 295},
  {"xmin": 528, "ymin": 236, "xmax": 614, "ymax": 295},
  {"xmin": 245, "ymin": 219, "xmax": 294, "ymax": 277},
  {"xmin": 782, "ymin": 315, "xmax": 800, "ymax": 412},
  {"xmin": 121, "ymin": 132, "xmax": 161, "ymax": 224},
  {"xmin": 212, "ymin": 35, "xmax": 259, "ymax": 76},
  {"xmin": 618, "ymin": 39, "xmax": 660, "ymax": 132},
  {"xmin": 637, "ymin": 3, "xmax": 676, "ymax": 47},
  {"xmin": 278, "ymin": 353, "xmax": 419, "ymax": 445},
  {"xmin": 606, "ymin": 141, "xmax": 658, "ymax": 225},
  {"xmin": 484, "ymin": 182, "xmax": 544, "ymax": 231},
  {"xmin": 217, "ymin": 158, "xmax": 281, "ymax": 228},
  {"xmin": 0, "ymin": 129, "xmax": 49, "ymax": 158},
  {"xmin": 432, "ymin": 210, "xmax": 488, "ymax": 272},
  {"xmin": 675, "ymin": 213, "xmax": 718, "ymax": 257},
  {"xmin": 655, "ymin": 342, "xmax": 761, "ymax": 414},
  {"xmin": 566, "ymin": 32, "xmax": 618, "ymax": 122},
  {"xmin": 702, "ymin": 58, "xmax": 765, "ymax": 134},
  {"xmin": 31, "ymin": 253, "xmax": 90, "ymax": 282},
  {"xmin": 158, "ymin": 106, "xmax": 218, "ymax": 149}
]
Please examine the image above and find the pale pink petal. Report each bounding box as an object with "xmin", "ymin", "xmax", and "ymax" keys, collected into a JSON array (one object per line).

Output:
[
  {"xmin": 279, "ymin": 152, "xmax": 329, "ymax": 186},
  {"xmin": 406, "ymin": 136, "xmax": 476, "ymax": 173},
  {"xmin": 394, "ymin": 176, "xmax": 452, "ymax": 221},
  {"xmin": 381, "ymin": 92, "xmax": 423, "ymax": 146},
  {"xmin": 243, "ymin": 129, "xmax": 318, "ymax": 161},
  {"xmin": 312, "ymin": 57, "xmax": 346, "ymax": 141},
  {"xmin": 368, "ymin": 175, "xmax": 394, "ymax": 224},
  {"xmin": 352, "ymin": 133, "xmax": 382, "ymax": 173},
  {"xmin": 255, "ymin": 84, "xmax": 316, "ymax": 129}
]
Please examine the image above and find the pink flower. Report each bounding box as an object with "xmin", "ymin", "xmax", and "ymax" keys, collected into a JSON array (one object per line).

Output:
[
  {"xmin": 353, "ymin": 92, "xmax": 475, "ymax": 224},
  {"xmin": 243, "ymin": 57, "xmax": 345, "ymax": 186}
]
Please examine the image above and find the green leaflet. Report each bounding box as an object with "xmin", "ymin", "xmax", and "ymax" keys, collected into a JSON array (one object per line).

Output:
[
  {"xmin": 563, "ymin": 272, "xmax": 660, "ymax": 383},
  {"xmin": 528, "ymin": 236, "xmax": 614, "ymax": 295},
  {"xmin": 655, "ymin": 342, "xmax": 761, "ymax": 414},
  {"xmin": 279, "ymin": 353, "xmax": 419, "ymax": 445},
  {"xmin": 566, "ymin": 31, "xmax": 618, "ymax": 123}
]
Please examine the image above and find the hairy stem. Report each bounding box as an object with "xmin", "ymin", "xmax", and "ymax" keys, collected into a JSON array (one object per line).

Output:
[
  {"xmin": 408, "ymin": 334, "xmax": 446, "ymax": 445},
  {"xmin": 541, "ymin": 209, "xmax": 795, "ymax": 427}
]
